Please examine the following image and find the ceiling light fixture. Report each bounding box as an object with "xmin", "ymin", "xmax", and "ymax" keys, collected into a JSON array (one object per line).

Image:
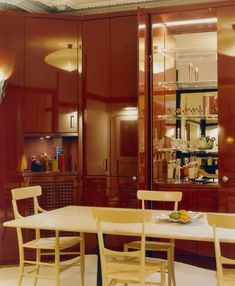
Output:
[
  {"xmin": 44, "ymin": 44, "xmax": 77, "ymax": 72},
  {"xmin": 0, "ymin": 62, "xmax": 12, "ymax": 104}
]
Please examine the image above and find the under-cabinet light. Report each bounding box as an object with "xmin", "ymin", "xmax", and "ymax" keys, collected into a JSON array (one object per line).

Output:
[
  {"xmin": 138, "ymin": 24, "xmax": 146, "ymax": 30},
  {"xmin": 122, "ymin": 107, "xmax": 137, "ymax": 111},
  {"xmin": 153, "ymin": 17, "xmax": 217, "ymax": 28}
]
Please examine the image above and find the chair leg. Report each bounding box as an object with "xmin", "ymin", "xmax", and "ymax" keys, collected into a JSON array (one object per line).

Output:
[
  {"xmin": 18, "ymin": 245, "xmax": 24, "ymax": 286},
  {"xmin": 33, "ymin": 249, "xmax": 41, "ymax": 286},
  {"xmin": 161, "ymin": 262, "xmax": 166, "ymax": 286},
  {"xmin": 167, "ymin": 249, "xmax": 172, "ymax": 286},
  {"xmin": 170, "ymin": 247, "xmax": 176, "ymax": 286},
  {"xmin": 80, "ymin": 239, "xmax": 85, "ymax": 286},
  {"xmin": 123, "ymin": 244, "xmax": 128, "ymax": 286},
  {"xmin": 54, "ymin": 240, "xmax": 60, "ymax": 286},
  {"xmin": 18, "ymin": 260, "xmax": 24, "ymax": 286}
]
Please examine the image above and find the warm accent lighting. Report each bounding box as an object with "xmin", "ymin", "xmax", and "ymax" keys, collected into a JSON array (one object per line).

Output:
[
  {"xmin": 122, "ymin": 107, "xmax": 137, "ymax": 111},
  {"xmin": 44, "ymin": 44, "xmax": 77, "ymax": 72},
  {"xmin": 0, "ymin": 62, "xmax": 12, "ymax": 103},
  {"xmin": 153, "ymin": 17, "xmax": 217, "ymax": 28}
]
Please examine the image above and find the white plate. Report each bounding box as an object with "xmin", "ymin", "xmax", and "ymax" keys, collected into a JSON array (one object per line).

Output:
[{"xmin": 158, "ymin": 211, "xmax": 203, "ymax": 224}]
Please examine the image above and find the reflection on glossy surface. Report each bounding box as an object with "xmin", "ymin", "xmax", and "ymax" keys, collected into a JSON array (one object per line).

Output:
[
  {"xmin": 218, "ymin": 6, "xmax": 235, "ymax": 212},
  {"xmin": 44, "ymin": 44, "xmax": 77, "ymax": 72},
  {"xmin": 0, "ymin": 15, "xmax": 24, "ymax": 264},
  {"xmin": 24, "ymin": 18, "xmax": 79, "ymax": 133},
  {"xmin": 138, "ymin": 11, "xmax": 149, "ymax": 187},
  {"xmin": 218, "ymin": 9, "xmax": 235, "ymax": 57}
]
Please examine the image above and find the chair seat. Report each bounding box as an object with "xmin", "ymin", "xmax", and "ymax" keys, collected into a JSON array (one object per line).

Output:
[
  {"xmin": 107, "ymin": 258, "xmax": 165, "ymax": 281},
  {"xmin": 23, "ymin": 236, "xmax": 82, "ymax": 250},
  {"xmin": 223, "ymin": 268, "xmax": 235, "ymax": 286},
  {"xmin": 127, "ymin": 240, "xmax": 173, "ymax": 251}
]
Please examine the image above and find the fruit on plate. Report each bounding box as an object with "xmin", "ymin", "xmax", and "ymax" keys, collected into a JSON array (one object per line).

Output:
[
  {"xmin": 169, "ymin": 210, "xmax": 191, "ymax": 221},
  {"xmin": 169, "ymin": 212, "xmax": 180, "ymax": 220}
]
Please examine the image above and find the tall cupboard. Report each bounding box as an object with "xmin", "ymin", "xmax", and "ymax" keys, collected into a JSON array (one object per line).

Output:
[
  {"xmin": 138, "ymin": 3, "xmax": 235, "ymax": 259},
  {"xmin": 82, "ymin": 15, "xmax": 138, "ymax": 208}
]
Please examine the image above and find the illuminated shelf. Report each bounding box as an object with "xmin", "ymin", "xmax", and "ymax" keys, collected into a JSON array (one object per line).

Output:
[{"xmin": 155, "ymin": 80, "xmax": 217, "ymax": 90}]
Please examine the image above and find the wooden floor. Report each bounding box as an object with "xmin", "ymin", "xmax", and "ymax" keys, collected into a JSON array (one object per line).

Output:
[{"xmin": 0, "ymin": 254, "xmax": 216, "ymax": 286}]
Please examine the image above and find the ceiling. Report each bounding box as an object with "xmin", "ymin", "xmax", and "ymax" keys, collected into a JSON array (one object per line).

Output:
[{"xmin": 0, "ymin": 0, "xmax": 220, "ymax": 14}]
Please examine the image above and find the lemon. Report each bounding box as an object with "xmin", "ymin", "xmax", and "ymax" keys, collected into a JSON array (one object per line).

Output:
[
  {"xmin": 178, "ymin": 209, "xmax": 187, "ymax": 215},
  {"xmin": 180, "ymin": 214, "xmax": 191, "ymax": 221}
]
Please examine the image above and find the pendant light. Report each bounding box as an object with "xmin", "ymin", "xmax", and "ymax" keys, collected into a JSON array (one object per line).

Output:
[{"xmin": 44, "ymin": 44, "xmax": 77, "ymax": 72}]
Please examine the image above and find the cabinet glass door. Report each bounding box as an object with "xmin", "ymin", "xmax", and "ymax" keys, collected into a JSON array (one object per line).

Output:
[{"xmin": 151, "ymin": 9, "xmax": 218, "ymax": 186}]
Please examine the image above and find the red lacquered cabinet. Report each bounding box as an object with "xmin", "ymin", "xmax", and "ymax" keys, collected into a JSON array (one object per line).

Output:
[
  {"xmin": 24, "ymin": 17, "xmax": 79, "ymax": 134},
  {"xmin": 217, "ymin": 6, "xmax": 235, "ymax": 212},
  {"xmin": 139, "ymin": 5, "xmax": 220, "ymax": 259},
  {"xmin": 0, "ymin": 14, "xmax": 24, "ymax": 264},
  {"xmin": 82, "ymin": 15, "xmax": 138, "ymax": 208}
]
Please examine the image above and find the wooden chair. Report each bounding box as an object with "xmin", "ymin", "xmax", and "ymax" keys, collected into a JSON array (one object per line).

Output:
[
  {"xmin": 92, "ymin": 207, "xmax": 166, "ymax": 286},
  {"xmin": 11, "ymin": 185, "xmax": 85, "ymax": 286},
  {"xmin": 124, "ymin": 190, "xmax": 182, "ymax": 286},
  {"xmin": 207, "ymin": 213, "xmax": 235, "ymax": 286}
]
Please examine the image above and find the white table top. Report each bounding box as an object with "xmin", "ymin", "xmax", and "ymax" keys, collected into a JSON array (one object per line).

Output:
[{"xmin": 3, "ymin": 206, "xmax": 235, "ymax": 243}]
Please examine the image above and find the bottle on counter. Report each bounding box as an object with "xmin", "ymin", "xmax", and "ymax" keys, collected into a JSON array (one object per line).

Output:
[
  {"xmin": 31, "ymin": 155, "xmax": 37, "ymax": 171},
  {"xmin": 167, "ymin": 160, "xmax": 176, "ymax": 181},
  {"xmin": 161, "ymin": 152, "xmax": 168, "ymax": 181},
  {"xmin": 59, "ymin": 151, "xmax": 65, "ymax": 172},
  {"xmin": 20, "ymin": 154, "xmax": 28, "ymax": 171},
  {"xmin": 175, "ymin": 159, "xmax": 181, "ymax": 182},
  {"xmin": 51, "ymin": 156, "xmax": 58, "ymax": 172}
]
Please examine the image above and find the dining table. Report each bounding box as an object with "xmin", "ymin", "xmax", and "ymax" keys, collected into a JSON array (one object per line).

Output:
[{"xmin": 3, "ymin": 206, "xmax": 235, "ymax": 285}]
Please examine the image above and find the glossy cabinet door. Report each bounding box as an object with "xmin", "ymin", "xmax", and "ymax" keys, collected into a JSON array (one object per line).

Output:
[
  {"xmin": 24, "ymin": 17, "xmax": 79, "ymax": 134},
  {"xmin": 110, "ymin": 15, "xmax": 138, "ymax": 198},
  {"xmin": 82, "ymin": 15, "xmax": 138, "ymax": 207},
  {"xmin": 0, "ymin": 14, "xmax": 24, "ymax": 264},
  {"xmin": 217, "ymin": 6, "xmax": 235, "ymax": 212},
  {"xmin": 137, "ymin": 9, "xmax": 150, "ymax": 190},
  {"xmin": 82, "ymin": 18, "xmax": 110, "ymax": 177}
]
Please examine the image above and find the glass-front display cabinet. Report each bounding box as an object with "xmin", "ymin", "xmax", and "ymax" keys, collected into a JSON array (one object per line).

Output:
[{"xmin": 151, "ymin": 9, "xmax": 218, "ymax": 186}]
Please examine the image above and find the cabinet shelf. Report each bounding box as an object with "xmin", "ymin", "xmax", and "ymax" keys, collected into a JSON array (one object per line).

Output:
[
  {"xmin": 155, "ymin": 114, "xmax": 218, "ymax": 120},
  {"xmin": 156, "ymin": 147, "xmax": 218, "ymax": 153},
  {"xmin": 156, "ymin": 80, "xmax": 217, "ymax": 90}
]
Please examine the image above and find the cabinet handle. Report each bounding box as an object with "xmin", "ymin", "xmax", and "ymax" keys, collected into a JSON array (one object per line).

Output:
[
  {"xmin": 103, "ymin": 159, "xmax": 108, "ymax": 172},
  {"xmin": 116, "ymin": 160, "xmax": 119, "ymax": 175},
  {"xmin": 132, "ymin": 176, "xmax": 137, "ymax": 182},
  {"xmin": 70, "ymin": 115, "xmax": 74, "ymax": 128},
  {"xmin": 222, "ymin": 176, "xmax": 229, "ymax": 183}
]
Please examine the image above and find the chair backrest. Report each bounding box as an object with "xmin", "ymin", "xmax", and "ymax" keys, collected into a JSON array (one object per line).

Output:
[
  {"xmin": 92, "ymin": 208, "xmax": 152, "ymax": 284},
  {"xmin": 207, "ymin": 213, "xmax": 235, "ymax": 286},
  {"xmin": 137, "ymin": 190, "xmax": 182, "ymax": 211},
  {"xmin": 11, "ymin": 185, "xmax": 42, "ymax": 219}
]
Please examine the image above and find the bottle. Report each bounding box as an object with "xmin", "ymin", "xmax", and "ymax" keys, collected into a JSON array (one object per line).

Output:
[
  {"xmin": 59, "ymin": 151, "xmax": 65, "ymax": 172},
  {"xmin": 20, "ymin": 154, "xmax": 28, "ymax": 171},
  {"xmin": 175, "ymin": 159, "xmax": 181, "ymax": 182},
  {"xmin": 31, "ymin": 155, "xmax": 37, "ymax": 171},
  {"xmin": 167, "ymin": 160, "xmax": 175, "ymax": 181},
  {"xmin": 52, "ymin": 156, "xmax": 58, "ymax": 172},
  {"xmin": 162, "ymin": 152, "xmax": 168, "ymax": 181}
]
